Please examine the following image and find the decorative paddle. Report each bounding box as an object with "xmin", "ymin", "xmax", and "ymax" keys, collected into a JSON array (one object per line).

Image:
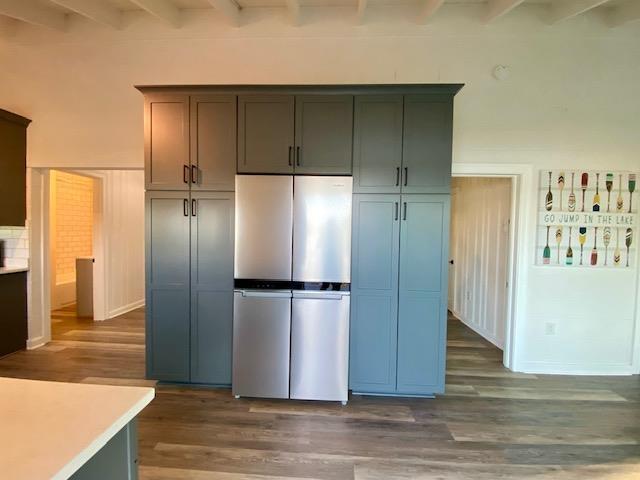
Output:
[
  {"xmin": 626, "ymin": 228, "xmax": 633, "ymax": 268},
  {"xmin": 557, "ymin": 172, "xmax": 565, "ymax": 211},
  {"xmin": 617, "ymin": 174, "xmax": 624, "ymax": 212},
  {"xmin": 614, "ymin": 228, "xmax": 622, "ymax": 266},
  {"xmin": 603, "ymin": 227, "xmax": 611, "ymax": 266},
  {"xmin": 578, "ymin": 227, "xmax": 587, "ymax": 266},
  {"xmin": 568, "ymin": 172, "xmax": 576, "ymax": 212},
  {"xmin": 592, "ymin": 173, "xmax": 600, "ymax": 212},
  {"xmin": 606, "ymin": 173, "xmax": 613, "ymax": 212},
  {"xmin": 629, "ymin": 174, "xmax": 636, "ymax": 214},
  {"xmin": 591, "ymin": 227, "xmax": 598, "ymax": 266},
  {"xmin": 566, "ymin": 227, "xmax": 573, "ymax": 266},
  {"xmin": 543, "ymin": 226, "xmax": 551, "ymax": 265},
  {"xmin": 581, "ymin": 172, "xmax": 589, "ymax": 213},
  {"xmin": 545, "ymin": 171, "xmax": 553, "ymax": 212},
  {"xmin": 555, "ymin": 227, "xmax": 563, "ymax": 264}
]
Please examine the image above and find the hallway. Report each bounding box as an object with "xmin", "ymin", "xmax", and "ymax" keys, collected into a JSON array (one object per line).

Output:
[{"xmin": 0, "ymin": 308, "xmax": 639, "ymax": 479}]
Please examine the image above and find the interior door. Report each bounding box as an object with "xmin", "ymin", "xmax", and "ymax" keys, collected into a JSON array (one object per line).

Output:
[
  {"xmin": 401, "ymin": 95, "xmax": 453, "ymax": 194},
  {"xmin": 144, "ymin": 94, "xmax": 190, "ymax": 191},
  {"xmin": 352, "ymin": 95, "xmax": 403, "ymax": 194},
  {"xmin": 396, "ymin": 195, "xmax": 450, "ymax": 395},
  {"xmin": 190, "ymin": 95, "xmax": 237, "ymax": 191},
  {"xmin": 237, "ymin": 95, "xmax": 295, "ymax": 174},
  {"xmin": 145, "ymin": 191, "xmax": 191, "ymax": 382},
  {"xmin": 190, "ymin": 192, "xmax": 234, "ymax": 385},
  {"xmin": 294, "ymin": 95, "xmax": 353, "ymax": 175},
  {"xmin": 349, "ymin": 194, "xmax": 401, "ymax": 393}
]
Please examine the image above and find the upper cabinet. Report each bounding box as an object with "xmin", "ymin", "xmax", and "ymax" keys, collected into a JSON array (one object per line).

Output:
[
  {"xmin": 353, "ymin": 95, "xmax": 454, "ymax": 194},
  {"xmin": 145, "ymin": 94, "xmax": 190, "ymax": 191},
  {"xmin": 238, "ymin": 95, "xmax": 295, "ymax": 174},
  {"xmin": 294, "ymin": 95, "xmax": 353, "ymax": 175},
  {"xmin": 0, "ymin": 109, "xmax": 30, "ymax": 226},
  {"xmin": 190, "ymin": 95, "xmax": 236, "ymax": 191}
]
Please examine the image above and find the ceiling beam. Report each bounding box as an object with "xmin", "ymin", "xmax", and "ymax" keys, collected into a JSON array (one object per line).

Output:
[
  {"xmin": 206, "ymin": 0, "xmax": 240, "ymax": 26},
  {"xmin": 356, "ymin": 0, "xmax": 367, "ymax": 24},
  {"xmin": 485, "ymin": 0, "xmax": 526, "ymax": 23},
  {"xmin": 418, "ymin": 0, "xmax": 445, "ymax": 24},
  {"xmin": 0, "ymin": 0, "xmax": 66, "ymax": 31},
  {"xmin": 284, "ymin": 0, "xmax": 300, "ymax": 25},
  {"xmin": 607, "ymin": 0, "xmax": 640, "ymax": 27},
  {"xmin": 549, "ymin": 0, "xmax": 612, "ymax": 24},
  {"xmin": 129, "ymin": 0, "xmax": 181, "ymax": 28},
  {"xmin": 50, "ymin": 0, "xmax": 122, "ymax": 29}
]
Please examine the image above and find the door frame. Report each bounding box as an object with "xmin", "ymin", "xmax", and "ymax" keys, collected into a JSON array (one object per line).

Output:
[{"xmin": 451, "ymin": 163, "xmax": 533, "ymax": 371}]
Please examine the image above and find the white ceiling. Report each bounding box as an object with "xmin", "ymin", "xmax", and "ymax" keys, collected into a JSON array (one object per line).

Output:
[{"xmin": 1, "ymin": 0, "xmax": 638, "ymax": 32}]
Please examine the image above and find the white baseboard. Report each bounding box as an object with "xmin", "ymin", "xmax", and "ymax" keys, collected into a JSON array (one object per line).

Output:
[
  {"xmin": 26, "ymin": 336, "xmax": 48, "ymax": 350},
  {"xmin": 518, "ymin": 361, "xmax": 635, "ymax": 376},
  {"xmin": 107, "ymin": 299, "xmax": 145, "ymax": 320}
]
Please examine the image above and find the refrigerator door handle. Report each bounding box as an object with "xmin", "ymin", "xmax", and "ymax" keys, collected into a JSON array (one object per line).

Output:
[
  {"xmin": 238, "ymin": 290, "xmax": 292, "ymax": 299},
  {"xmin": 292, "ymin": 291, "xmax": 347, "ymax": 300}
]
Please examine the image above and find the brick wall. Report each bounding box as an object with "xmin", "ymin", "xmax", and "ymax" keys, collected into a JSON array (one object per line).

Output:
[
  {"xmin": 0, "ymin": 226, "xmax": 29, "ymax": 269},
  {"xmin": 54, "ymin": 171, "xmax": 93, "ymax": 284}
]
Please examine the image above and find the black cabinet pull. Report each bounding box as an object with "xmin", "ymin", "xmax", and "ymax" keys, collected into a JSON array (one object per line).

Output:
[
  {"xmin": 296, "ymin": 146, "xmax": 301, "ymax": 167},
  {"xmin": 404, "ymin": 167, "xmax": 408, "ymax": 186},
  {"xmin": 449, "ymin": 259, "xmax": 454, "ymax": 265},
  {"xmin": 394, "ymin": 202, "xmax": 399, "ymax": 221},
  {"xmin": 183, "ymin": 165, "xmax": 189, "ymax": 184},
  {"xmin": 395, "ymin": 167, "xmax": 400, "ymax": 186},
  {"xmin": 288, "ymin": 146, "xmax": 293, "ymax": 166},
  {"xmin": 403, "ymin": 202, "xmax": 407, "ymax": 220},
  {"xmin": 183, "ymin": 199, "xmax": 189, "ymax": 216},
  {"xmin": 191, "ymin": 165, "xmax": 198, "ymax": 184},
  {"xmin": 191, "ymin": 199, "xmax": 197, "ymax": 216}
]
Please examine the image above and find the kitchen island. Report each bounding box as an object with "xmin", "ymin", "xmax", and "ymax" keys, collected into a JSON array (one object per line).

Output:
[{"xmin": 0, "ymin": 377, "xmax": 154, "ymax": 480}]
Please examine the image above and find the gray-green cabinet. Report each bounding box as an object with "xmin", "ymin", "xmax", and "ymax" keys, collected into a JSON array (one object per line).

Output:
[
  {"xmin": 353, "ymin": 95, "xmax": 454, "ymax": 195},
  {"xmin": 145, "ymin": 191, "xmax": 234, "ymax": 384},
  {"xmin": 349, "ymin": 194, "xmax": 450, "ymax": 396}
]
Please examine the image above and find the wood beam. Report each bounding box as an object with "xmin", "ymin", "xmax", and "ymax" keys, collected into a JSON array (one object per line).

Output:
[
  {"xmin": 0, "ymin": 0, "xmax": 66, "ymax": 31},
  {"xmin": 129, "ymin": 0, "xmax": 181, "ymax": 28},
  {"xmin": 356, "ymin": 0, "xmax": 367, "ymax": 24},
  {"xmin": 418, "ymin": 0, "xmax": 445, "ymax": 25},
  {"xmin": 549, "ymin": 0, "xmax": 611, "ymax": 24},
  {"xmin": 485, "ymin": 0, "xmax": 526, "ymax": 23},
  {"xmin": 206, "ymin": 0, "xmax": 240, "ymax": 26},
  {"xmin": 284, "ymin": 0, "xmax": 300, "ymax": 25},
  {"xmin": 607, "ymin": 0, "xmax": 640, "ymax": 27},
  {"xmin": 50, "ymin": 0, "xmax": 122, "ymax": 29}
]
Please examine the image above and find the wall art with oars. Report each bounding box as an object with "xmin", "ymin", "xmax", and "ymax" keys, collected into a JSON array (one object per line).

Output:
[{"xmin": 536, "ymin": 170, "xmax": 637, "ymax": 268}]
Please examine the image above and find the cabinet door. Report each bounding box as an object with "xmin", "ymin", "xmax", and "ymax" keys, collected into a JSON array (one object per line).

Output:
[
  {"xmin": 145, "ymin": 191, "xmax": 191, "ymax": 382},
  {"xmin": 190, "ymin": 95, "xmax": 237, "ymax": 191},
  {"xmin": 144, "ymin": 94, "xmax": 190, "ymax": 191},
  {"xmin": 401, "ymin": 96, "xmax": 453, "ymax": 194},
  {"xmin": 0, "ymin": 118, "xmax": 27, "ymax": 226},
  {"xmin": 190, "ymin": 192, "xmax": 234, "ymax": 385},
  {"xmin": 294, "ymin": 95, "xmax": 353, "ymax": 175},
  {"xmin": 396, "ymin": 195, "xmax": 450, "ymax": 395},
  {"xmin": 0, "ymin": 272, "xmax": 27, "ymax": 357},
  {"xmin": 349, "ymin": 194, "xmax": 400, "ymax": 393},
  {"xmin": 353, "ymin": 96, "xmax": 403, "ymax": 194},
  {"xmin": 238, "ymin": 95, "xmax": 294, "ymax": 174}
]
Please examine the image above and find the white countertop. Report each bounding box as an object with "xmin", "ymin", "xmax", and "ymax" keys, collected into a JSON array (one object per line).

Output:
[
  {"xmin": 0, "ymin": 266, "xmax": 28, "ymax": 275},
  {"xmin": 0, "ymin": 377, "xmax": 154, "ymax": 480}
]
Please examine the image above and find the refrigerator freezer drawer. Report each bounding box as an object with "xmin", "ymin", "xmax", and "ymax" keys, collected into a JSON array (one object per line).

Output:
[
  {"xmin": 232, "ymin": 290, "xmax": 292, "ymax": 399},
  {"xmin": 290, "ymin": 292, "xmax": 350, "ymax": 402}
]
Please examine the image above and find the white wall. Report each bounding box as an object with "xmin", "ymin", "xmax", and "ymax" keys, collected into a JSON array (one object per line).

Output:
[
  {"xmin": 2, "ymin": 3, "xmax": 639, "ymax": 373},
  {"xmin": 450, "ymin": 177, "xmax": 511, "ymax": 349}
]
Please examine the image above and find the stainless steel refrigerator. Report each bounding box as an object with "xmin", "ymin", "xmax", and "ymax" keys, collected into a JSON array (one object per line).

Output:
[{"xmin": 233, "ymin": 175, "xmax": 352, "ymax": 403}]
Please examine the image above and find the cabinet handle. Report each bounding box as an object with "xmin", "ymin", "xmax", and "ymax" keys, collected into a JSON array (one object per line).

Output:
[
  {"xmin": 288, "ymin": 146, "xmax": 293, "ymax": 167},
  {"xmin": 296, "ymin": 146, "xmax": 301, "ymax": 167},
  {"xmin": 183, "ymin": 165, "xmax": 189, "ymax": 184},
  {"xmin": 395, "ymin": 167, "xmax": 400, "ymax": 186},
  {"xmin": 394, "ymin": 202, "xmax": 399, "ymax": 221},
  {"xmin": 191, "ymin": 199, "xmax": 197, "ymax": 216},
  {"xmin": 191, "ymin": 165, "xmax": 198, "ymax": 184},
  {"xmin": 183, "ymin": 199, "xmax": 189, "ymax": 216},
  {"xmin": 403, "ymin": 202, "xmax": 407, "ymax": 221},
  {"xmin": 404, "ymin": 167, "xmax": 408, "ymax": 187}
]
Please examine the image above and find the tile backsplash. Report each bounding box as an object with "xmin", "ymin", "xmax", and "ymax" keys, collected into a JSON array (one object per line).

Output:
[{"xmin": 0, "ymin": 226, "xmax": 29, "ymax": 269}]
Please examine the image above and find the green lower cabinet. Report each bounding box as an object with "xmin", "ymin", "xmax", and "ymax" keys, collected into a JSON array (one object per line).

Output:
[{"xmin": 349, "ymin": 194, "xmax": 450, "ymax": 397}]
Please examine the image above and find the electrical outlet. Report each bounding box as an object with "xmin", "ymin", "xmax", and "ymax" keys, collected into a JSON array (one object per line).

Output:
[
  {"xmin": 465, "ymin": 291, "xmax": 471, "ymax": 301},
  {"xmin": 545, "ymin": 322, "xmax": 556, "ymax": 336}
]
